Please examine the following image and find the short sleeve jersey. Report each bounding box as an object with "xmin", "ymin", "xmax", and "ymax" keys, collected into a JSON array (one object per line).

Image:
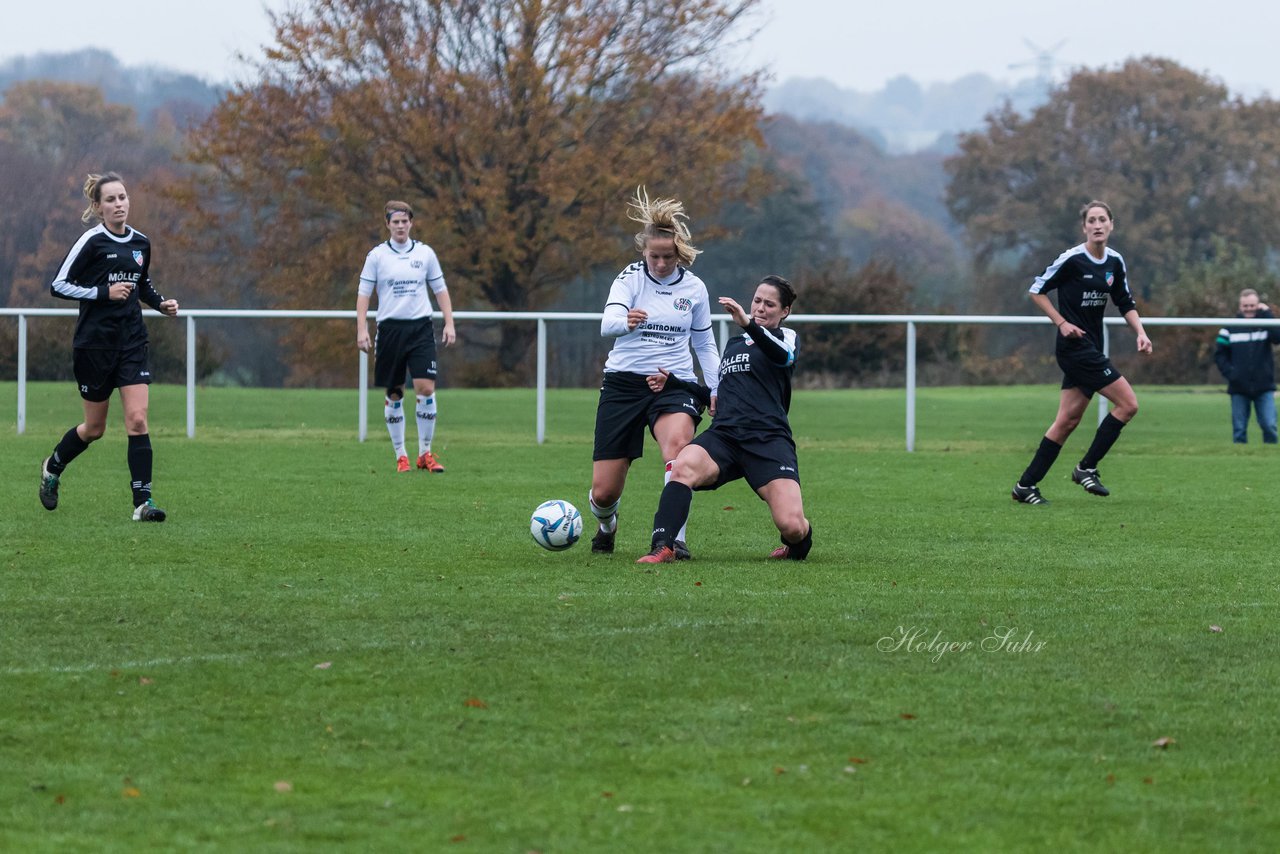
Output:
[
  {"xmin": 603, "ymin": 262, "xmax": 716, "ymax": 385},
  {"xmin": 1029, "ymin": 244, "xmax": 1136, "ymax": 354},
  {"xmin": 358, "ymin": 240, "xmax": 446, "ymax": 323},
  {"xmin": 50, "ymin": 224, "xmax": 166, "ymax": 350},
  {"xmin": 712, "ymin": 324, "xmax": 799, "ymax": 438}
]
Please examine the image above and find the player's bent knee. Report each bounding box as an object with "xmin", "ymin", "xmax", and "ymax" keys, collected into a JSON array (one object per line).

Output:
[
  {"xmin": 82, "ymin": 425, "xmax": 106, "ymax": 441},
  {"xmin": 778, "ymin": 513, "xmax": 807, "ymax": 543},
  {"xmin": 669, "ymin": 457, "xmax": 696, "ymax": 482},
  {"xmin": 590, "ymin": 484, "xmax": 622, "ymax": 507}
]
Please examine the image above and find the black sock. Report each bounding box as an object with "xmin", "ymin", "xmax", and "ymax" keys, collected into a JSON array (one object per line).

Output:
[
  {"xmin": 783, "ymin": 522, "xmax": 813, "ymax": 561},
  {"xmin": 48, "ymin": 427, "xmax": 91, "ymax": 475},
  {"xmin": 1018, "ymin": 436, "xmax": 1063, "ymax": 487},
  {"xmin": 651, "ymin": 482, "xmax": 693, "ymax": 548},
  {"xmin": 1080, "ymin": 414, "xmax": 1126, "ymax": 470},
  {"xmin": 128, "ymin": 434, "xmax": 153, "ymax": 507}
]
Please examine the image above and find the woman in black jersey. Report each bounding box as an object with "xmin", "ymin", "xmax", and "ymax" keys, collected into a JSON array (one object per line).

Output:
[
  {"xmin": 1011, "ymin": 201, "xmax": 1152, "ymax": 505},
  {"xmin": 39, "ymin": 172, "xmax": 180, "ymax": 522},
  {"xmin": 638, "ymin": 275, "xmax": 812, "ymax": 563}
]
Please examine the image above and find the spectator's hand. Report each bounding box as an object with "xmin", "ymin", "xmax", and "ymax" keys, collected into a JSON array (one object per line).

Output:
[
  {"xmin": 646, "ymin": 368, "xmax": 670, "ymax": 393},
  {"xmin": 626, "ymin": 308, "xmax": 648, "ymax": 331},
  {"xmin": 159, "ymin": 298, "xmax": 179, "ymax": 317}
]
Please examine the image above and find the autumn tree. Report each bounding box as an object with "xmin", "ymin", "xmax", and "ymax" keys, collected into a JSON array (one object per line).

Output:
[
  {"xmin": 186, "ymin": 0, "xmax": 767, "ymax": 385},
  {"xmin": 946, "ymin": 57, "xmax": 1280, "ymax": 307},
  {"xmin": 0, "ymin": 81, "xmax": 206, "ymax": 379},
  {"xmin": 0, "ymin": 82, "xmax": 145, "ymax": 308},
  {"xmin": 765, "ymin": 115, "xmax": 963, "ymax": 307}
]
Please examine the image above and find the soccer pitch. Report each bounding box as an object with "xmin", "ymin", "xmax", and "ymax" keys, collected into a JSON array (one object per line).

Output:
[{"xmin": 1, "ymin": 382, "xmax": 1277, "ymax": 851}]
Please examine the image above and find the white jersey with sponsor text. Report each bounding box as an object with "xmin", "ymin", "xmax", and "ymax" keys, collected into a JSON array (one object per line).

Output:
[
  {"xmin": 601, "ymin": 262, "xmax": 719, "ymax": 393},
  {"xmin": 358, "ymin": 239, "xmax": 447, "ymax": 322}
]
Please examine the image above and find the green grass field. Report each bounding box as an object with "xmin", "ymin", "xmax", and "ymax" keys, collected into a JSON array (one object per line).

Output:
[{"xmin": 1, "ymin": 381, "xmax": 1278, "ymax": 852}]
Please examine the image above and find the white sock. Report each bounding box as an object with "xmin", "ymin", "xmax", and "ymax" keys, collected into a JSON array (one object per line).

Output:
[
  {"xmin": 589, "ymin": 490, "xmax": 618, "ymax": 533},
  {"xmin": 385, "ymin": 398, "xmax": 406, "ymax": 458},
  {"xmin": 665, "ymin": 461, "xmax": 689, "ymax": 543},
  {"xmin": 416, "ymin": 395, "xmax": 437, "ymax": 454}
]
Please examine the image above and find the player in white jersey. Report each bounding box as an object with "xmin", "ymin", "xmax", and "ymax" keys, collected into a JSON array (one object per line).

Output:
[
  {"xmin": 588, "ymin": 188, "xmax": 720, "ymax": 559},
  {"xmin": 356, "ymin": 201, "xmax": 457, "ymax": 473}
]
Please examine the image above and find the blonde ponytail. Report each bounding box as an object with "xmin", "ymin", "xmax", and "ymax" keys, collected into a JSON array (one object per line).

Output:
[{"xmin": 629, "ymin": 186, "xmax": 700, "ymax": 267}]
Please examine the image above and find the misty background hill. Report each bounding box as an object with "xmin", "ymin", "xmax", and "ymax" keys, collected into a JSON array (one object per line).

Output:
[
  {"xmin": 0, "ymin": 49, "xmax": 223, "ymax": 128},
  {"xmin": 766, "ymin": 73, "xmax": 1049, "ymax": 154}
]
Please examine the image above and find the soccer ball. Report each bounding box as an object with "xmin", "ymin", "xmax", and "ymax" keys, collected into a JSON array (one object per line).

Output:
[{"xmin": 530, "ymin": 499, "xmax": 583, "ymax": 551}]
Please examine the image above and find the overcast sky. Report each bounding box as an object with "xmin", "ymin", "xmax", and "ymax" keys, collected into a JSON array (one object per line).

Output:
[{"xmin": 3, "ymin": 0, "xmax": 1278, "ymax": 97}]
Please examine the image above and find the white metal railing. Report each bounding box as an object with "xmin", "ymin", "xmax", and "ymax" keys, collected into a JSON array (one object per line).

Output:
[{"xmin": 5, "ymin": 307, "xmax": 1277, "ymax": 450}]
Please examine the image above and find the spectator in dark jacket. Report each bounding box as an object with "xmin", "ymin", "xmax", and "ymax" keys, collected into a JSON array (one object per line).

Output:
[{"xmin": 1215, "ymin": 288, "xmax": 1280, "ymax": 444}]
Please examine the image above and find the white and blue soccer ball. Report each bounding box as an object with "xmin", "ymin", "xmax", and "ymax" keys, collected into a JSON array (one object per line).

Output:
[{"xmin": 530, "ymin": 499, "xmax": 584, "ymax": 551}]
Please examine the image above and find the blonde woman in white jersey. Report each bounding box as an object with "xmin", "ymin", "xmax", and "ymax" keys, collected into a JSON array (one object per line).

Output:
[
  {"xmin": 588, "ymin": 188, "xmax": 720, "ymax": 559},
  {"xmin": 356, "ymin": 200, "xmax": 456, "ymax": 473}
]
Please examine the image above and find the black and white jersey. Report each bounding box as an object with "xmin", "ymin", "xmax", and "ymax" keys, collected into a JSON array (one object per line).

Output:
[
  {"xmin": 358, "ymin": 239, "xmax": 447, "ymax": 322},
  {"xmin": 600, "ymin": 262, "xmax": 719, "ymax": 393},
  {"xmin": 1029, "ymin": 244, "xmax": 1137, "ymax": 353},
  {"xmin": 711, "ymin": 321, "xmax": 798, "ymax": 438},
  {"xmin": 50, "ymin": 224, "xmax": 166, "ymax": 350}
]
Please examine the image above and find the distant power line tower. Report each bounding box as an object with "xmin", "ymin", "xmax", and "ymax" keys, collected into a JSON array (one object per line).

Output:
[{"xmin": 1009, "ymin": 38, "xmax": 1066, "ymax": 86}]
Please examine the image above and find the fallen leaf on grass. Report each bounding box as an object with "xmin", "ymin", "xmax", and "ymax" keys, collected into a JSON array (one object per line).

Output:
[
  {"xmin": 722, "ymin": 506, "xmax": 735, "ymax": 511},
  {"xmin": 463, "ymin": 697, "xmax": 488, "ymax": 709},
  {"xmin": 601, "ymin": 791, "xmax": 613, "ymax": 798},
  {"xmin": 1209, "ymin": 625, "xmax": 1223, "ymax": 633},
  {"xmin": 1152, "ymin": 737, "xmax": 1176, "ymax": 749},
  {"xmin": 138, "ymin": 677, "xmax": 154, "ymax": 686},
  {"xmin": 847, "ymin": 757, "xmax": 868, "ymax": 764},
  {"xmin": 450, "ymin": 835, "xmax": 467, "ymax": 842},
  {"xmin": 1106, "ymin": 774, "xmax": 1116, "ymax": 785},
  {"xmin": 54, "ymin": 795, "xmax": 65, "ymax": 805},
  {"xmin": 274, "ymin": 781, "xmax": 293, "ymax": 793},
  {"xmin": 122, "ymin": 787, "xmax": 141, "ymax": 798},
  {"xmin": 1143, "ymin": 777, "xmax": 1154, "ymax": 785},
  {"xmin": 900, "ymin": 713, "xmax": 917, "ymax": 720},
  {"xmin": 773, "ymin": 766, "xmax": 786, "ymax": 775},
  {"xmin": 314, "ymin": 661, "xmax": 333, "ymax": 670},
  {"xmin": 694, "ymin": 581, "xmax": 702, "ymax": 587}
]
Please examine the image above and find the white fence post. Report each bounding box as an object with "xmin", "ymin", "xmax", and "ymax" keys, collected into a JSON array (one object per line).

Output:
[
  {"xmin": 906, "ymin": 321, "xmax": 917, "ymax": 452},
  {"xmin": 186, "ymin": 315, "xmax": 197, "ymax": 438},
  {"xmin": 358, "ymin": 350, "xmax": 369, "ymax": 442},
  {"xmin": 4, "ymin": 309, "xmax": 1275, "ymax": 442},
  {"xmin": 17, "ymin": 313, "xmax": 27, "ymax": 435},
  {"xmin": 1099, "ymin": 323, "xmax": 1111, "ymax": 426},
  {"xmin": 536, "ymin": 318, "xmax": 547, "ymax": 445}
]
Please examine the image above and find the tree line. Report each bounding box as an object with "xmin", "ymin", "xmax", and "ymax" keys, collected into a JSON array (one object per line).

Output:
[{"xmin": 3, "ymin": 4, "xmax": 1279, "ymax": 390}]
